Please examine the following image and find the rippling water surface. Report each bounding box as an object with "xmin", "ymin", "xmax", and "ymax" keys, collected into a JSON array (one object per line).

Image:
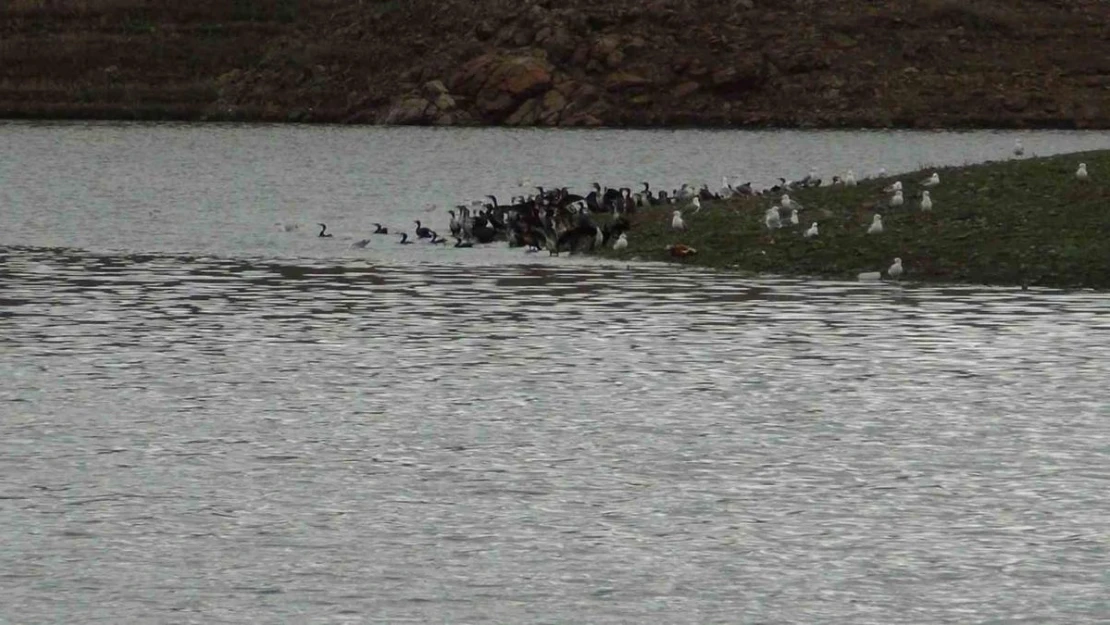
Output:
[{"xmin": 2, "ymin": 123, "xmax": 1110, "ymax": 623}]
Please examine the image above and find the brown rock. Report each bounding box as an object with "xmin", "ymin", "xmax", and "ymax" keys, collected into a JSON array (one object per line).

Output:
[
  {"xmin": 434, "ymin": 93, "xmax": 457, "ymax": 111},
  {"xmin": 605, "ymin": 72, "xmax": 651, "ymax": 91},
  {"xmin": 422, "ymin": 79, "xmax": 448, "ymax": 97},
  {"xmin": 593, "ymin": 35, "xmax": 621, "ymax": 59},
  {"xmin": 479, "ymin": 91, "xmax": 517, "ymax": 116},
  {"xmin": 674, "ymin": 81, "xmax": 700, "ymax": 98},
  {"xmin": 541, "ymin": 89, "xmax": 567, "ymax": 115},
  {"xmin": 383, "ymin": 97, "xmax": 431, "ymax": 124},
  {"xmin": 450, "ymin": 54, "xmax": 498, "ymax": 94},
  {"xmin": 506, "ymin": 98, "xmax": 540, "ymax": 125},
  {"xmin": 494, "ymin": 57, "xmax": 553, "ymax": 98}
]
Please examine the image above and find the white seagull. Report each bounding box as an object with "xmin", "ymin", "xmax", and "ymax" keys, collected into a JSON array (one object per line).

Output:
[
  {"xmin": 1077, "ymin": 163, "xmax": 1089, "ymax": 180},
  {"xmin": 888, "ymin": 257, "xmax": 904, "ymax": 279},
  {"xmin": 1013, "ymin": 138, "xmax": 1024, "ymax": 156},
  {"xmin": 672, "ymin": 210, "xmax": 687, "ymax": 230},
  {"xmin": 765, "ymin": 207, "xmax": 782, "ymax": 230},
  {"xmin": 884, "ymin": 180, "xmax": 902, "ymax": 193},
  {"xmin": 804, "ymin": 222, "xmax": 818, "ymax": 238},
  {"xmin": 920, "ymin": 190, "xmax": 932, "ymax": 211},
  {"xmin": 845, "ymin": 170, "xmax": 857, "ymax": 187},
  {"xmin": 781, "ymin": 193, "xmax": 802, "ymax": 210},
  {"xmin": 868, "ymin": 214, "xmax": 884, "ymax": 234},
  {"xmin": 891, "ymin": 190, "xmax": 904, "ymax": 207},
  {"xmin": 613, "ymin": 233, "xmax": 628, "ymax": 250},
  {"xmin": 922, "ymin": 172, "xmax": 940, "ymax": 187},
  {"xmin": 691, "ymin": 196, "xmax": 702, "ymax": 214},
  {"xmin": 789, "ymin": 208, "xmax": 800, "ymax": 225}
]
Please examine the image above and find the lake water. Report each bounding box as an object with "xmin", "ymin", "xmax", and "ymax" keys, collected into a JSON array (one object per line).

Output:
[{"xmin": 2, "ymin": 122, "xmax": 1110, "ymax": 624}]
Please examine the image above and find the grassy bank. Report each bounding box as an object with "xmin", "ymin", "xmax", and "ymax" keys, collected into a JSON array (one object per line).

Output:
[{"xmin": 596, "ymin": 150, "xmax": 1110, "ymax": 289}]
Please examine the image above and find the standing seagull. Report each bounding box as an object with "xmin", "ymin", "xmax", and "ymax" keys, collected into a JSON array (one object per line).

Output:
[
  {"xmin": 804, "ymin": 222, "xmax": 818, "ymax": 238},
  {"xmin": 691, "ymin": 197, "xmax": 702, "ymax": 214},
  {"xmin": 1077, "ymin": 163, "xmax": 1089, "ymax": 180},
  {"xmin": 920, "ymin": 190, "xmax": 933, "ymax": 211},
  {"xmin": 845, "ymin": 170, "xmax": 857, "ymax": 187},
  {"xmin": 1013, "ymin": 139, "xmax": 1024, "ymax": 156},
  {"xmin": 868, "ymin": 214, "xmax": 884, "ymax": 234},
  {"xmin": 891, "ymin": 190, "xmax": 904, "ymax": 207},
  {"xmin": 888, "ymin": 257, "xmax": 904, "ymax": 279},
  {"xmin": 613, "ymin": 233, "xmax": 628, "ymax": 250},
  {"xmin": 671, "ymin": 210, "xmax": 687, "ymax": 231}
]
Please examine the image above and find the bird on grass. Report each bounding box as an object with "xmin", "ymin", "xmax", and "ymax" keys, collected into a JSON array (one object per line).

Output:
[{"xmin": 868, "ymin": 214, "xmax": 884, "ymax": 235}]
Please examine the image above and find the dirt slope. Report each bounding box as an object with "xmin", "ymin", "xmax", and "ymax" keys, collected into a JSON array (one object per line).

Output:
[{"xmin": 2, "ymin": 0, "xmax": 1109, "ymax": 128}]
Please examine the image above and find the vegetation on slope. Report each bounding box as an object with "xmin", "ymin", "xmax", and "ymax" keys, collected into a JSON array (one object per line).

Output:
[
  {"xmin": 2, "ymin": 0, "xmax": 1110, "ymax": 128},
  {"xmin": 595, "ymin": 151, "xmax": 1110, "ymax": 289}
]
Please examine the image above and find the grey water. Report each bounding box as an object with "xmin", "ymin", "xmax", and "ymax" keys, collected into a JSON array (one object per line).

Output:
[{"xmin": 2, "ymin": 121, "xmax": 1109, "ymax": 624}]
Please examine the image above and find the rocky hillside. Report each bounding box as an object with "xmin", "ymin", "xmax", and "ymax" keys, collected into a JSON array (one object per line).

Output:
[{"xmin": 3, "ymin": 0, "xmax": 1110, "ymax": 128}]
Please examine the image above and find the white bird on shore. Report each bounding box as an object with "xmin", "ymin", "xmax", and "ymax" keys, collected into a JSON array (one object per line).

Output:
[
  {"xmin": 888, "ymin": 257, "xmax": 904, "ymax": 279},
  {"xmin": 613, "ymin": 233, "xmax": 628, "ymax": 250},
  {"xmin": 884, "ymin": 180, "xmax": 902, "ymax": 193},
  {"xmin": 782, "ymin": 193, "xmax": 803, "ymax": 211},
  {"xmin": 765, "ymin": 207, "xmax": 782, "ymax": 230},
  {"xmin": 719, "ymin": 176, "xmax": 733, "ymax": 198},
  {"xmin": 672, "ymin": 210, "xmax": 687, "ymax": 230},
  {"xmin": 594, "ymin": 227, "xmax": 604, "ymax": 248},
  {"xmin": 789, "ymin": 208, "xmax": 800, "ymax": 226},
  {"xmin": 920, "ymin": 190, "xmax": 932, "ymax": 211},
  {"xmin": 804, "ymin": 222, "xmax": 818, "ymax": 238},
  {"xmin": 691, "ymin": 196, "xmax": 702, "ymax": 214},
  {"xmin": 878, "ymin": 167, "xmax": 888, "ymax": 177},
  {"xmin": 891, "ymin": 190, "xmax": 904, "ymax": 207},
  {"xmin": 868, "ymin": 214, "xmax": 884, "ymax": 234},
  {"xmin": 1013, "ymin": 139, "xmax": 1024, "ymax": 156},
  {"xmin": 845, "ymin": 170, "xmax": 857, "ymax": 187},
  {"xmin": 922, "ymin": 172, "xmax": 940, "ymax": 187},
  {"xmin": 1077, "ymin": 163, "xmax": 1089, "ymax": 180}
]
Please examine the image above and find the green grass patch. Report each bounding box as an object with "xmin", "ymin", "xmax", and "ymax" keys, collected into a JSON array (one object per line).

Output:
[{"xmin": 595, "ymin": 150, "xmax": 1110, "ymax": 289}]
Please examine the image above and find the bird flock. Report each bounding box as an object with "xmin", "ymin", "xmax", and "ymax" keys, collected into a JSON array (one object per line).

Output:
[{"xmin": 287, "ymin": 139, "xmax": 1090, "ymax": 282}]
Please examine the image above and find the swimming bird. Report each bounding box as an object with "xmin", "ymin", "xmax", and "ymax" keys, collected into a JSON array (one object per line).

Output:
[
  {"xmin": 453, "ymin": 236, "xmax": 473, "ymax": 248},
  {"xmin": 613, "ymin": 233, "xmax": 628, "ymax": 251},
  {"xmin": 890, "ymin": 190, "xmax": 904, "ymax": 207},
  {"xmin": 398, "ymin": 232, "xmax": 412, "ymax": 244},
  {"xmin": 921, "ymin": 172, "xmax": 940, "ymax": 187},
  {"xmin": 279, "ymin": 222, "xmax": 300, "ymax": 232},
  {"xmin": 868, "ymin": 214, "xmax": 884, "ymax": 234},
  {"xmin": 666, "ymin": 243, "xmax": 697, "ymax": 257},
  {"xmin": 671, "ymin": 210, "xmax": 687, "ymax": 231},
  {"xmin": 920, "ymin": 190, "xmax": 932, "ymax": 211},
  {"xmin": 1077, "ymin": 163, "xmax": 1089, "ymax": 180},
  {"xmin": 845, "ymin": 170, "xmax": 857, "ymax": 187},
  {"xmin": 1013, "ymin": 138, "xmax": 1024, "ymax": 156},
  {"xmin": 429, "ymin": 232, "xmax": 447, "ymax": 245},
  {"xmin": 414, "ymin": 220, "xmax": 433, "ymax": 239},
  {"xmin": 373, "ymin": 223, "xmax": 389, "ymax": 234},
  {"xmin": 804, "ymin": 222, "xmax": 818, "ymax": 238},
  {"xmin": 317, "ymin": 223, "xmax": 333, "ymax": 238},
  {"xmin": 350, "ymin": 238, "xmax": 371, "ymax": 249},
  {"xmin": 888, "ymin": 257, "xmax": 904, "ymax": 279}
]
